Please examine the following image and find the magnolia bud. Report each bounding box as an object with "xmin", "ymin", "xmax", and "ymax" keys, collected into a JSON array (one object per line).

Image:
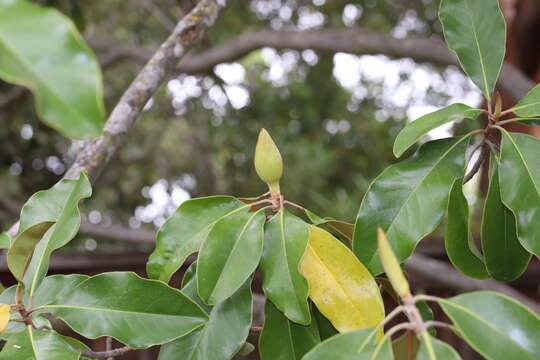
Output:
[
  {"xmin": 254, "ymin": 129, "xmax": 283, "ymax": 196},
  {"xmin": 377, "ymin": 228, "xmax": 411, "ymax": 300}
]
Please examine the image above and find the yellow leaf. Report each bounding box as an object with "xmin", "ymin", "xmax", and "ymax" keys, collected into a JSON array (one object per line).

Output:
[
  {"xmin": 299, "ymin": 225, "xmax": 385, "ymax": 334},
  {"xmin": 0, "ymin": 304, "xmax": 10, "ymax": 333}
]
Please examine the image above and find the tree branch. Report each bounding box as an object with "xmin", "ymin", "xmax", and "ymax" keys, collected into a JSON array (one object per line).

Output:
[
  {"xmin": 91, "ymin": 29, "xmax": 535, "ymax": 101},
  {"xmin": 6, "ymin": 0, "xmax": 228, "ymax": 236},
  {"xmin": 79, "ymin": 346, "xmax": 132, "ymax": 359},
  {"xmin": 406, "ymin": 253, "xmax": 540, "ymax": 314}
]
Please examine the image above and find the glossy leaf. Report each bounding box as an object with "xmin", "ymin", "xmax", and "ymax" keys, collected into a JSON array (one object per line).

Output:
[
  {"xmin": 354, "ymin": 137, "xmax": 468, "ymax": 275},
  {"xmin": 302, "ymin": 326, "xmax": 385, "ymax": 360},
  {"xmin": 499, "ymin": 131, "xmax": 540, "ymax": 257},
  {"xmin": 33, "ymin": 274, "xmax": 89, "ymax": 307},
  {"xmin": 259, "ymin": 301, "xmax": 320, "ymax": 360},
  {"xmin": 17, "ymin": 173, "xmax": 92, "ymax": 294},
  {"xmin": 0, "ymin": 327, "xmax": 85, "ymax": 359},
  {"xmin": 299, "ymin": 226, "xmax": 384, "ymax": 333},
  {"xmin": 7, "ymin": 222, "xmax": 53, "ymax": 281},
  {"xmin": 445, "ymin": 179, "xmax": 488, "ymax": 279},
  {"xmin": 43, "ymin": 272, "xmax": 208, "ymax": 349},
  {"xmin": 393, "ymin": 104, "xmax": 482, "ymax": 157},
  {"xmin": 197, "ymin": 209, "xmax": 264, "ymax": 304},
  {"xmin": 439, "ymin": 0, "xmax": 506, "ymax": 100},
  {"xmin": 158, "ymin": 280, "xmax": 252, "ymax": 360},
  {"xmin": 181, "ymin": 263, "xmax": 211, "ymax": 312},
  {"xmin": 260, "ymin": 209, "xmax": 310, "ymax": 325},
  {"xmin": 417, "ymin": 335, "xmax": 461, "ymax": 360},
  {"xmin": 0, "ymin": 0, "xmax": 104, "ymax": 139},
  {"xmin": 512, "ymin": 83, "xmax": 540, "ymax": 117},
  {"xmin": 482, "ymin": 161, "xmax": 530, "ymax": 281},
  {"xmin": 147, "ymin": 196, "xmax": 247, "ymax": 283},
  {"xmin": 440, "ymin": 291, "xmax": 540, "ymax": 360}
]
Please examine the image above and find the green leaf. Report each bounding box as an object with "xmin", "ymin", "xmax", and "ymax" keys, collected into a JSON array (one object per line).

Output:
[
  {"xmin": 260, "ymin": 209, "xmax": 310, "ymax": 325},
  {"xmin": 354, "ymin": 137, "xmax": 468, "ymax": 275},
  {"xmin": 147, "ymin": 196, "xmax": 247, "ymax": 283},
  {"xmin": 417, "ymin": 335, "xmax": 462, "ymax": 360},
  {"xmin": 15, "ymin": 173, "xmax": 92, "ymax": 294},
  {"xmin": 180, "ymin": 263, "xmax": 211, "ymax": 312},
  {"xmin": 512, "ymin": 84, "xmax": 540, "ymax": 117},
  {"xmin": 259, "ymin": 301, "xmax": 320, "ymax": 360},
  {"xmin": 42, "ymin": 272, "xmax": 208, "ymax": 349},
  {"xmin": 482, "ymin": 161, "xmax": 530, "ymax": 281},
  {"xmin": 0, "ymin": 327, "xmax": 85, "ymax": 359},
  {"xmin": 499, "ymin": 131, "xmax": 540, "ymax": 257},
  {"xmin": 158, "ymin": 280, "xmax": 252, "ymax": 360},
  {"xmin": 302, "ymin": 326, "xmax": 385, "ymax": 360},
  {"xmin": 445, "ymin": 179, "xmax": 488, "ymax": 279},
  {"xmin": 439, "ymin": 0, "xmax": 506, "ymax": 100},
  {"xmin": 197, "ymin": 209, "xmax": 264, "ymax": 305},
  {"xmin": 299, "ymin": 226, "xmax": 384, "ymax": 333},
  {"xmin": 393, "ymin": 104, "xmax": 482, "ymax": 157},
  {"xmin": 7, "ymin": 222, "xmax": 53, "ymax": 281},
  {"xmin": 439, "ymin": 291, "xmax": 540, "ymax": 360},
  {"xmin": 0, "ymin": 0, "xmax": 104, "ymax": 139},
  {"xmin": 32, "ymin": 274, "xmax": 89, "ymax": 307}
]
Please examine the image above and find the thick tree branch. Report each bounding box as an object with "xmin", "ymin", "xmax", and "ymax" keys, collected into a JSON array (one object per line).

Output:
[
  {"xmin": 6, "ymin": 0, "xmax": 228, "ymax": 236},
  {"xmin": 65, "ymin": 0, "xmax": 226, "ymax": 182},
  {"xmin": 91, "ymin": 29, "xmax": 534, "ymax": 100},
  {"xmin": 406, "ymin": 253, "xmax": 540, "ymax": 314}
]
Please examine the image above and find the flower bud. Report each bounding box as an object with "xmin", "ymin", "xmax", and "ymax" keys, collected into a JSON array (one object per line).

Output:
[
  {"xmin": 377, "ymin": 228, "xmax": 411, "ymax": 300},
  {"xmin": 254, "ymin": 129, "xmax": 283, "ymax": 195}
]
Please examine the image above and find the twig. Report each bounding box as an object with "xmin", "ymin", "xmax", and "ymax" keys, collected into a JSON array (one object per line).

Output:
[
  {"xmin": 79, "ymin": 346, "xmax": 132, "ymax": 359},
  {"xmin": 6, "ymin": 0, "xmax": 228, "ymax": 237},
  {"xmin": 463, "ymin": 143, "xmax": 490, "ymax": 184}
]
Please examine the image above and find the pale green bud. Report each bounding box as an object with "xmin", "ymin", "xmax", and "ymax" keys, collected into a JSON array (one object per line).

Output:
[
  {"xmin": 254, "ymin": 129, "xmax": 283, "ymax": 195},
  {"xmin": 377, "ymin": 228, "xmax": 411, "ymax": 300}
]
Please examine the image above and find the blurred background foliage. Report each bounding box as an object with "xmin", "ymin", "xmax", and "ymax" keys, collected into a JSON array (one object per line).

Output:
[{"xmin": 0, "ymin": 0, "xmax": 482, "ymax": 251}]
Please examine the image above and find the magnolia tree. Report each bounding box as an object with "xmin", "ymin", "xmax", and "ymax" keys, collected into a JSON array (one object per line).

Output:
[{"xmin": 0, "ymin": 0, "xmax": 539, "ymax": 359}]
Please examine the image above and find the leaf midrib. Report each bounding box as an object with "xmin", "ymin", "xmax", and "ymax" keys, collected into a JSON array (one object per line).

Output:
[
  {"xmin": 463, "ymin": 0, "xmax": 491, "ymax": 100},
  {"xmin": 43, "ymin": 304, "xmax": 205, "ymax": 319},
  {"xmin": 209, "ymin": 210, "xmax": 261, "ymax": 300}
]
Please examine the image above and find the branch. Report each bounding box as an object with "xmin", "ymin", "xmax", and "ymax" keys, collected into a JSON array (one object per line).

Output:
[
  {"xmin": 79, "ymin": 346, "xmax": 132, "ymax": 359},
  {"xmin": 6, "ymin": 0, "xmax": 228, "ymax": 236},
  {"xmin": 91, "ymin": 29, "xmax": 534, "ymax": 101},
  {"xmin": 406, "ymin": 253, "xmax": 540, "ymax": 314}
]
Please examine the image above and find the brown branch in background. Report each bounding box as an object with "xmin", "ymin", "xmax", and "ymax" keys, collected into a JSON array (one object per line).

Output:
[
  {"xmin": 406, "ymin": 253, "xmax": 540, "ymax": 314},
  {"xmin": 463, "ymin": 142, "xmax": 490, "ymax": 184},
  {"xmin": 79, "ymin": 346, "xmax": 132, "ymax": 359},
  {"xmin": 90, "ymin": 29, "xmax": 534, "ymax": 101},
  {"xmin": 6, "ymin": 0, "xmax": 228, "ymax": 236}
]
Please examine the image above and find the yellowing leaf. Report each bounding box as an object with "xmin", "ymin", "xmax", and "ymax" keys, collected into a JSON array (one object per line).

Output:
[
  {"xmin": 299, "ymin": 226, "xmax": 385, "ymax": 334},
  {"xmin": 0, "ymin": 304, "xmax": 10, "ymax": 333}
]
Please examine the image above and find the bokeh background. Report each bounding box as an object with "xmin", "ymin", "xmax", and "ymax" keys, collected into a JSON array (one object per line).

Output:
[{"xmin": 1, "ymin": 0, "xmax": 539, "ymax": 359}]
